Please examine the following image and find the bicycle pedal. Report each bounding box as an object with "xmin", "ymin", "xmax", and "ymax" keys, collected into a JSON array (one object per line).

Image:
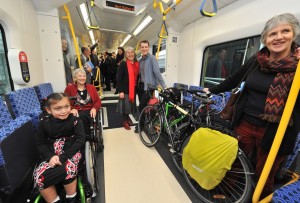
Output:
[{"xmin": 169, "ymin": 148, "xmax": 176, "ymax": 153}]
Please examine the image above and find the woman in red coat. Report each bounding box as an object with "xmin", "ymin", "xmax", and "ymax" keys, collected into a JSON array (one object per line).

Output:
[
  {"xmin": 64, "ymin": 68, "xmax": 101, "ymax": 135},
  {"xmin": 116, "ymin": 47, "xmax": 139, "ymax": 130}
]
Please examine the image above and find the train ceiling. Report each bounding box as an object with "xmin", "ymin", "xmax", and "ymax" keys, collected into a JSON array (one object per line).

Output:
[{"xmin": 32, "ymin": 0, "xmax": 238, "ymax": 52}]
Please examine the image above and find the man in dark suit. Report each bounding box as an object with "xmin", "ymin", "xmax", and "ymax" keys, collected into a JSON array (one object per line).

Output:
[{"xmin": 75, "ymin": 47, "xmax": 93, "ymax": 84}]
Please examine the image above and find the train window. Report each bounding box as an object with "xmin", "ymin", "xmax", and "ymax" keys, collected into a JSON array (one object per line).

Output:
[
  {"xmin": 0, "ymin": 24, "xmax": 12, "ymax": 95},
  {"xmin": 153, "ymin": 38, "xmax": 167, "ymax": 73},
  {"xmin": 201, "ymin": 36, "xmax": 261, "ymax": 88}
]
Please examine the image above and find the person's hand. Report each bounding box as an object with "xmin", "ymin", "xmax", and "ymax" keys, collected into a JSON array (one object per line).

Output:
[
  {"xmin": 119, "ymin": 92, "xmax": 125, "ymax": 99},
  {"xmin": 203, "ymin": 88, "xmax": 210, "ymax": 94},
  {"xmin": 49, "ymin": 155, "xmax": 61, "ymax": 167},
  {"xmin": 90, "ymin": 108, "xmax": 96, "ymax": 118},
  {"xmin": 86, "ymin": 67, "xmax": 92, "ymax": 73},
  {"xmin": 71, "ymin": 109, "xmax": 79, "ymax": 117}
]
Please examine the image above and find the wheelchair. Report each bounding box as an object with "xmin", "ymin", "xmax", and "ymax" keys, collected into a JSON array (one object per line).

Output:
[{"xmin": 27, "ymin": 114, "xmax": 103, "ymax": 203}]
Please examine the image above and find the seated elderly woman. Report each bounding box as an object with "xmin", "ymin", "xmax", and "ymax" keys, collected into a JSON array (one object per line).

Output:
[{"xmin": 64, "ymin": 68, "xmax": 101, "ymax": 135}]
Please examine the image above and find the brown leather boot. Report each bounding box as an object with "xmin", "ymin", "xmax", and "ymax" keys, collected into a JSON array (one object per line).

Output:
[{"xmin": 123, "ymin": 121, "xmax": 131, "ymax": 130}]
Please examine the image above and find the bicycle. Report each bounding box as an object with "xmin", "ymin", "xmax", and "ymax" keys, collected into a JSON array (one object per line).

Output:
[
  {"xmin": 138, "ymin": 86, "xmax": 203, "ymax": 172},
  {"xmin": 139, "ymin": 87, "xmax": 255, "ymax": 202},
  {"xmin": 181, "ymin": 90, "xmax": 255, "ymax": 203}
]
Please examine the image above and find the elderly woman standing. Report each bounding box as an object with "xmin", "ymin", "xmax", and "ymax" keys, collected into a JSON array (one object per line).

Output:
[
  {"xmin": 205, "ymin": 13, "xmax": 300, "ymax": 198},
  {"xmin": 116, "ymin": 47, "xmax": 139, "ymax": 130},
  {"xmin": 64, "ymin": 68, "xmax": 101, "ymax": 135}
]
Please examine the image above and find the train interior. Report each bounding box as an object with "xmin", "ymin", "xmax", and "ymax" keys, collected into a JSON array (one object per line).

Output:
[{"xmin": 1, "ymin": 0, "xmax": 300, "ymax": 202}]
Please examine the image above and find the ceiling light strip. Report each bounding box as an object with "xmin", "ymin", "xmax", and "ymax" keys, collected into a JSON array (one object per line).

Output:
[
  {"xmin": 120, "ymin": 34, "xmax": 132, "ymax": 47},
  {"xmin": 133, "ymin": 15, "xmax": 153, "ymax": 36}
]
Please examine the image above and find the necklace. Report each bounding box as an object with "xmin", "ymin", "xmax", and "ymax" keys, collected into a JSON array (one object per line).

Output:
[{"xmin": 80, "ymin": 91, "xmax": 83, "ymax": 95}]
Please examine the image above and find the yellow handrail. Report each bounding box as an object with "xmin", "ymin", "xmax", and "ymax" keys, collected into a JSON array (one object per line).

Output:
[
  {"xmin": 153, "ymin": 0, "xmax": 182, "ymax": 60},
  {"xmin": 253, "ymin": 61, "xmax": 300, "ymax": 203},
  {"xmin": 62, "ymin": 5, "xmax": 82, "ymax": 69}
]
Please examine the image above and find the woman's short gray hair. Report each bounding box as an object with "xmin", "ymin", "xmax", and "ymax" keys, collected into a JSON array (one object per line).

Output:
[
  {"xmin": 73, "ymin": 68, "xmax": 86, "ymax": 82},
  {"xmin": 125, "ymin": 47, "xmax": 134, "ymax": 55},
  {"xmin": 261, "ymin": 13, "xmax": 300, "ymax": 45}
]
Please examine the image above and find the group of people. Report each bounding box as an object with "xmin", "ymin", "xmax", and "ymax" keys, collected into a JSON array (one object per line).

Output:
[
  {"xmin": 34, "ymin": 38, "xmax": 167, "ymax": 202},
  {"xmin": 37, "ymin": 12, "xmax": 300, "ymax": 202},
  {"xmin": 116, "ymin": 40, "xmax": 167, "ymax": 131}
]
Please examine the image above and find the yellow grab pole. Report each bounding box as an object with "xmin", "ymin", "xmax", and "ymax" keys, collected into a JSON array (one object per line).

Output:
[
  {"xmin": 81, "ymin": 35, "xmax": 86, "ymax": 47},
  {"xmin": 253, "ymin": 61, "xmax": 300, "ymax": 203},
  {"xmin": 62, "ymin": 5, "xmax": 82, "ymax": 69},
  {"xmin": 156, "ymin": 25, "xmax": 165, "ymax": 60}
]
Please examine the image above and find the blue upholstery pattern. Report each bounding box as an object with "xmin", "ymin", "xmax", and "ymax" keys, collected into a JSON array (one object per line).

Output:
[
  {"xmin": 189, "ymin": 85, "xmax": 203, "ymax": 91},
  {"xmin": 285, "ymin": 133, "xmax": 300, "ymax": 169},
  {"xmin": 210, "ymin": 92, "xmax": 231, "ymax": 112},
  {"xmin": 0, "ymin": 98, "xmax": 12, "ymax": 129},
  {"xmin": 34, "ymin": 83, "xmax": 54, "ymax": 100},
  {"xmin": 8, "ymin": 87, "xmax": 42, "ymax": 129},
  {"xmin": 272, "ymin": 180, "xmax": 300, "ymax": 203}
]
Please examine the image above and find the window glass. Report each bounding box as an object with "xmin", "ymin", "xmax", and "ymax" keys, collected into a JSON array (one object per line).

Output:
[
  {"xmin": 201, "ymin": 36, "xmax": 261, "ymax": 88},
  {"xmin": 153, "ymin": 38, "xmax": 166, "ymax": 73},
  {"xmin": 0, "ymin": 24, "xmax": 12, "ymax": 95}
]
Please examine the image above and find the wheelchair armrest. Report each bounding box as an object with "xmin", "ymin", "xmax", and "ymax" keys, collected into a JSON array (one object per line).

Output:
[{"xmin": 0, "ymin": 121, "xmax": 38, "ymax": 192}]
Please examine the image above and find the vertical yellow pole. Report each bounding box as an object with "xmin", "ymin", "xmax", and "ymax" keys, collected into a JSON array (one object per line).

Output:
[
  {"xmin": 156, "ymin": 26, "xmax": 164, "ymax": 60},
  {"xmin": 81, "ymin": 35, "xmax": 86, "ymax": 47},
  {"xmin": 253, "ymin": 61, "xmax": 300, "ymax": 203},
  {"xmin": 62, "ymin": 5, "xmax": 82, "ymax": 68}
]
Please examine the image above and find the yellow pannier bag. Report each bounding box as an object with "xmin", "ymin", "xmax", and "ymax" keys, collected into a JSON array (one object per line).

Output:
[{"xmin": 182, "ymin": 127, "xmax": 238, "ymax": 190}]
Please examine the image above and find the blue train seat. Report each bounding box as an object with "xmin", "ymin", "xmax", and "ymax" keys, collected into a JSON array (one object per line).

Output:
[
  {"xmin": 173, "ymin": 83, "xmax": 188, "ymax": 96},
  {"xmin": 210, "ymin": 92, "xmax": 231, "ymax": 112},
  {"xmin": 7, "ymin": 87, "xmax": 42, "ymax": 129},
  {"xmin": 0, "ymin": 98, "xmax": 37, "ymax": 196},
  {"xmin": 34, "ymin": 83, "xmax": 54, "ymax": 101},
  {"xmin": 272, "ymin": 179, "xmax": 300, "ymax": 203}
]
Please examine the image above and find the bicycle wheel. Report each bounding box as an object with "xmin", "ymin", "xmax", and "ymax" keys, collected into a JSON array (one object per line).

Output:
[
  {"xmin": 138, "ymin": 105, "xmax": 162, "ymax": 147},
  {"xmin": 182, "ymin": 139, "xmax": 253, "ymax": 203}
]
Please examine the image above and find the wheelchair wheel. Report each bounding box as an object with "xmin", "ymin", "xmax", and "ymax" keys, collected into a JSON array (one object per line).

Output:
[
  {"xmin": 182, "ymin": 135, "xmax": 254, "ymax": 203},
  {"xmin": 138, "ymin": 105, "xmax": 162, "ymax": 147},
  {"xmin": 85, "ymin": 141, "xmax": 98, "ymax": 198}
]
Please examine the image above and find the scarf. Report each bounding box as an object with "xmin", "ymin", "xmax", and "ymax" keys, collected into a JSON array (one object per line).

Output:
[
  {"xmin": 126, "ymin": 60, "xmax": 139, "ymax": 103},
  {"xmin": 256, "ymin": 44, "xmax": 298, "ymax": 125}
]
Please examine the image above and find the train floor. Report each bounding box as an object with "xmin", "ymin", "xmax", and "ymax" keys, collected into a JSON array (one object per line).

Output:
[{"xmin": 94, "ymin": 127, "xmax": 192, "ymax": 203}]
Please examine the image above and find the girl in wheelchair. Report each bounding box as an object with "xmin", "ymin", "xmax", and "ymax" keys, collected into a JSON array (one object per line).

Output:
[{"xmin": 33, "ymin": 93, "xmax": 85, "ymax": 203}]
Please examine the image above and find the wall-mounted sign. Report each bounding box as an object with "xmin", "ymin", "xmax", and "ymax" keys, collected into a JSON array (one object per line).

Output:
[
  {"xmin": 106, "ymin": 0, "xmax": 135, "ymax": 11},
  {"xmin": 8, "ymin": 49, "xmax": 30, "ymax": 84}
]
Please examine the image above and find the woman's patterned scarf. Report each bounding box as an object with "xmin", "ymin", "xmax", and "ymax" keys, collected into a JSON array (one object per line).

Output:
[{"xmin": 256, "ymin": 44, "xmax": 298, "ymax": 125}]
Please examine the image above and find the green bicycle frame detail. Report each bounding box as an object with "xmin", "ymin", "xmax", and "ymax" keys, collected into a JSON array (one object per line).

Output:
[{"xmin": 164, "ymin": 103, "xmax": 186, "ymax": 129}]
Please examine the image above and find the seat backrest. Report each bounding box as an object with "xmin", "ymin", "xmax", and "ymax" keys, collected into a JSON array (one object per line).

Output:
[
  {"xmin": 8, "ymin": 87, "xmax": 40, "ymax": 117},
  {"xmin": 34, "ymin": 83, "xmax": 54, "ymax": 101},
  {"xmin": 189, "ymin": 85, "xmax": 203, "ymax": 91},
  {"xmin": 0, "ymin": 98, "xmax": 13, "ymax": 129}
]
